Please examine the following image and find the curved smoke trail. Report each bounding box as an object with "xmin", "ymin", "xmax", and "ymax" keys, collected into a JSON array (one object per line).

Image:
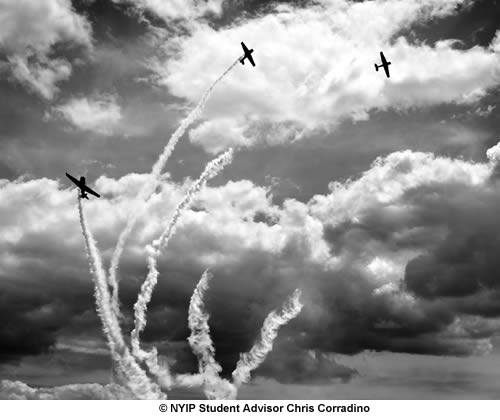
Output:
[
  {"xmin": 108, "ymin": 58, "xmax": 241, "ymax": 316},
  {"xmin": 77, "ymin": 195, "xmax": 163, "ymax": 399},
  {"xmin": 130, "ymin": 149, "xmax": 234, "ymax": 384},
  {"xmin": 187, "ymin": 270, "xmax": 237, "ymax": 400},
  {"xmin": 232, "ymin": 289, "xmax": 303, "ymax": 387},
  {"xmin": 187, "ymin": 271, "xmax": 222, "ymax": 375}
]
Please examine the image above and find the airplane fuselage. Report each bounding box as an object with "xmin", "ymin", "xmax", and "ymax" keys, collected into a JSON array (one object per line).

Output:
[
  {"xmin": 240, "ymin": 49, "xmax": 254, "ymax": 64},
  {"xmin": 240, "ymin": 42, "xmax": 255, "ymax": 67},
  {"xmin": 76, "ymin": 176, "xmax": 89, "ymax": 198},
  {"xmin": 375, "ymin": 51, "xmax": 391, "ymax": 78},
  {"xmin": 66, "ymin": 172, "xmax": 100, "ymax": 199}
]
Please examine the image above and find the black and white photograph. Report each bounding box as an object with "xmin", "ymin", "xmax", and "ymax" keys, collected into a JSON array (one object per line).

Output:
[{"xmin": 0, "ymin": 0, "xmax": 500, "ymax": 402}]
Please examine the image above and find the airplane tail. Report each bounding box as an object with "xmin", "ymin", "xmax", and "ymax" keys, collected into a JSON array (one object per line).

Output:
[
  {"xmin": 375, "ymin": 64, "xmax": 379, "ymax": 71},
  {"xmin": 240, "ymin": 58, "xmax": 245, "ymax": 65}
]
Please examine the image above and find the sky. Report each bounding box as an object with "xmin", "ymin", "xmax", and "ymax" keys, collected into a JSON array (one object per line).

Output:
[{"xmin": 1, "ymin": 0, "xmax": 500, "ymax": 399}]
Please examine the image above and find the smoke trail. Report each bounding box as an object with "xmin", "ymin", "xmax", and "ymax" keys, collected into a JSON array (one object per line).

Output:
[
  {"xmin": 130, "ymin": 149, "xmax": 233, "ymax": 374},
  {"xmin": 108, "ymin": 58, "xmax": 241, "ymax": 316},
  {"xmin": 77, "ymin": 196, "xmax": 124, "ymax": 354},
  {"xmin": 187, "ymin": 270, "xmax": 222, "ymax": 376},
  {"xmin": 155, "ymin": 148, "xmax": 233, "ymax": 250},
  {"xmin": 187, "ymin": 270, "xmax": 237, "ymax": 400},
  {"xmin": 232, "ymin": 289, "xmax": 303, "ymax": 387},
  {"xmin": 77, "ymin": 195, "xmax": 164, "ymax": 399}
]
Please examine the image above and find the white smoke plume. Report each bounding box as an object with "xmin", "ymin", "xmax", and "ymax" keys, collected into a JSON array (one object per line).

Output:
[
  {"xmin": 232, "ymin": 289, "xmax": 303, "ymax": 387},
  {"xmin": 68, "ymin": 57, "xmax": 302, "ymax": 400},
  {"xmin": 77, "ymin": 195, "xmax": 123, "ymax": 356},
  {"xmin": 186, "ymin": 271, "xmax": 303, "ymax": 399},
  {"xmin": 187, "ymin": 270, "xmax": 237, "ymax": 400},
  {"xmin": 187, "ymin": 270, "xmax": 223, "ymax": 376},
  {"xmin": 130, "ymin": 149, "xmax": 234, "ymax": 384},
  {"xmin": 155, "ymin": 148, "xmax": 234, "ymax": 250},
  {"xmin": 77, "ymin": 195, "xmax": 163, "ymax": 399},
  {"xmin": 108, "ymin": 59, "xmax": 241, "ymax": 316}
]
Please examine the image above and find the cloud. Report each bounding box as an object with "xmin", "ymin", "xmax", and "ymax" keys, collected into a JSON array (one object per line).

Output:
[
  {"xmin": 0, "ymin": 0, "xmax": 92, "ymax": 99},
  {"xmin": 309, "ymin": 149, "xmax": 491, "ymax": 227},
  {"xmin": 52, "ymin": 94, "xmax": 123, "ymax": 136},
  {"xmin": 148, "ymin": 0, "xmax": 500, "ymax": 152},
  {"xmin": 7, "ymin": 56, "xmax": 72, "ymax": 100},
  {"xmin": 0, "ymin": 380, "xmax": 132, "ymax": 399},
  {"xmin": 112, "ymin": 0, "xmax": 225, "ymax": 22},
  {"xmin": 486, "ymin": 140, "xmax": 500, "ymax": 162},
  {"xmin": 256, "ymin": 342, "xmax": 357, "ymax": 385},
  {"xmin": 0, "ymin": 0, "xmax": 91, "ymax": 53},
  {"xmin": 190, "ymin": 118, "xmax": 250, "ymax": 154},
  {"xmin": 4, "ymin": 141, "xmax": 500, "ymax": 385}
]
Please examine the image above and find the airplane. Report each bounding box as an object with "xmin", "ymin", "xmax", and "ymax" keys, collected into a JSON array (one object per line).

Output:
[
  {"xmin": 66, "ymin": 172, "xmax": 100, "ymax": 199},
  {"xmin": 375, "ymin": 51, "xmax": 391, "ymax": 78},
  {"xmin": 240, "ymin": 42, "xmax": 255, "ymax": 67}
]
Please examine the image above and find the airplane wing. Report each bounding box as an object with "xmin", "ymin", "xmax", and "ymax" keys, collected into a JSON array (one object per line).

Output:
[
  {"xmin": 66, "ymin": 172, "xmax": 100, "ymax": 197},
  {"xmin": 384, "ymin": 65, "xmax": 390, "ymax": 78},
  {"xmin": 380, "ymin": 52, "xmax": 387, "ymax": 65},
  {"xmin": 241, "ymin": 42, "xmax": 249, "ymax": 54},
  {"xmin": 247, "ymin": 54, "xmax": 255, "ymax": 67},
  {"xmin": 83, "ymin": 184, "xmax": 100, "ymax": 198},
  {"xmin": 66, "ymin": 172, "xmax": 81, "ymax": 187},
  {"xmin": 380, "ymin": 52, "xmax": 390, "ymax": 78}
]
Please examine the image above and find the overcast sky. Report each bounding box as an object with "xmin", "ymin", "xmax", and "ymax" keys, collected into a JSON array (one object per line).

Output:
[{"xmin": 1, "ymin": 0, "xmax": 500, "ymax": 399}]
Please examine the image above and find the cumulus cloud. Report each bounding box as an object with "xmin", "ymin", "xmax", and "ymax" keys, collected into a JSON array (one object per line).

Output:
[
  {"xmin": 4, "ymin": 141, "xmax": 500, "ymax": 386},
  {"xmin": 309, "ymin": 149, "xmax": 491, "ymax": 227},
  {"xmin": 52, "ymin": 94, "xmax": 123, "ymax": 136},
  {"xmin": 190, "ymin": 118, "xmax": 250, "ymax": 154},
  {"xmin": 149, "ymin": 0, "xmax": 500, "ymax": 152},
  {"xmin": 486, "ymin": 141, "xmax": 500, "ymax": 162},
  {"xmin": 0, "ymin": 0, "xmax": 92, "ymax": 99}
]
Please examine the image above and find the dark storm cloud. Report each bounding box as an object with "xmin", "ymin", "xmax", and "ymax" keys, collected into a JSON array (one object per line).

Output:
[
  {"xmin": 2, "ymin": 143, "xmax": 500, "ymax": 387},
  {"xmin": 402, "ymin": 181, "xmax": 500, "ymax": 306},
  {"xmin": 0, "ymin": 295, "xmax": 58, "ymax": 361},
  {"xmin": 300, "ymin": 156, "xmax": 500, "ymax": 356},
  {"xmin": 126, "ymin": 228, "xmax": 461, "ymax": 374},
  {"xmin": 0, "ymin": 183, "xmax": 103, "ymax": 363},
  {"xmin": 0, "ymin": 241, "xmax": 100, "ymax": 362},
  {"xmin": 85, "ymin": 150, "xmax": 500, "ymax": 379},
  {"xmin": 255, "ymin": 341, "xmax": 357, "ymax": 384},
  {"xmin": 109, "ymin": 247, "xmax": 310, "ymax": 380},
  {"xmin": 132, "ymin": 151, "xmax": 500, "ymax": 365}
]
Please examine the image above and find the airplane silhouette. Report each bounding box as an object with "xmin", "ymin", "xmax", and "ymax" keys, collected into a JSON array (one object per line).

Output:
[
  {"xmin": 66, "ymin": 172, "xmax": 100, "ymax": 199},
  {"xmin": 375, "ymin": 51, "xmax": 391, "ymax": 78},
  {"xmin": 240, "ymin": 42, "xmax": 255, "ymax": 67}
]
